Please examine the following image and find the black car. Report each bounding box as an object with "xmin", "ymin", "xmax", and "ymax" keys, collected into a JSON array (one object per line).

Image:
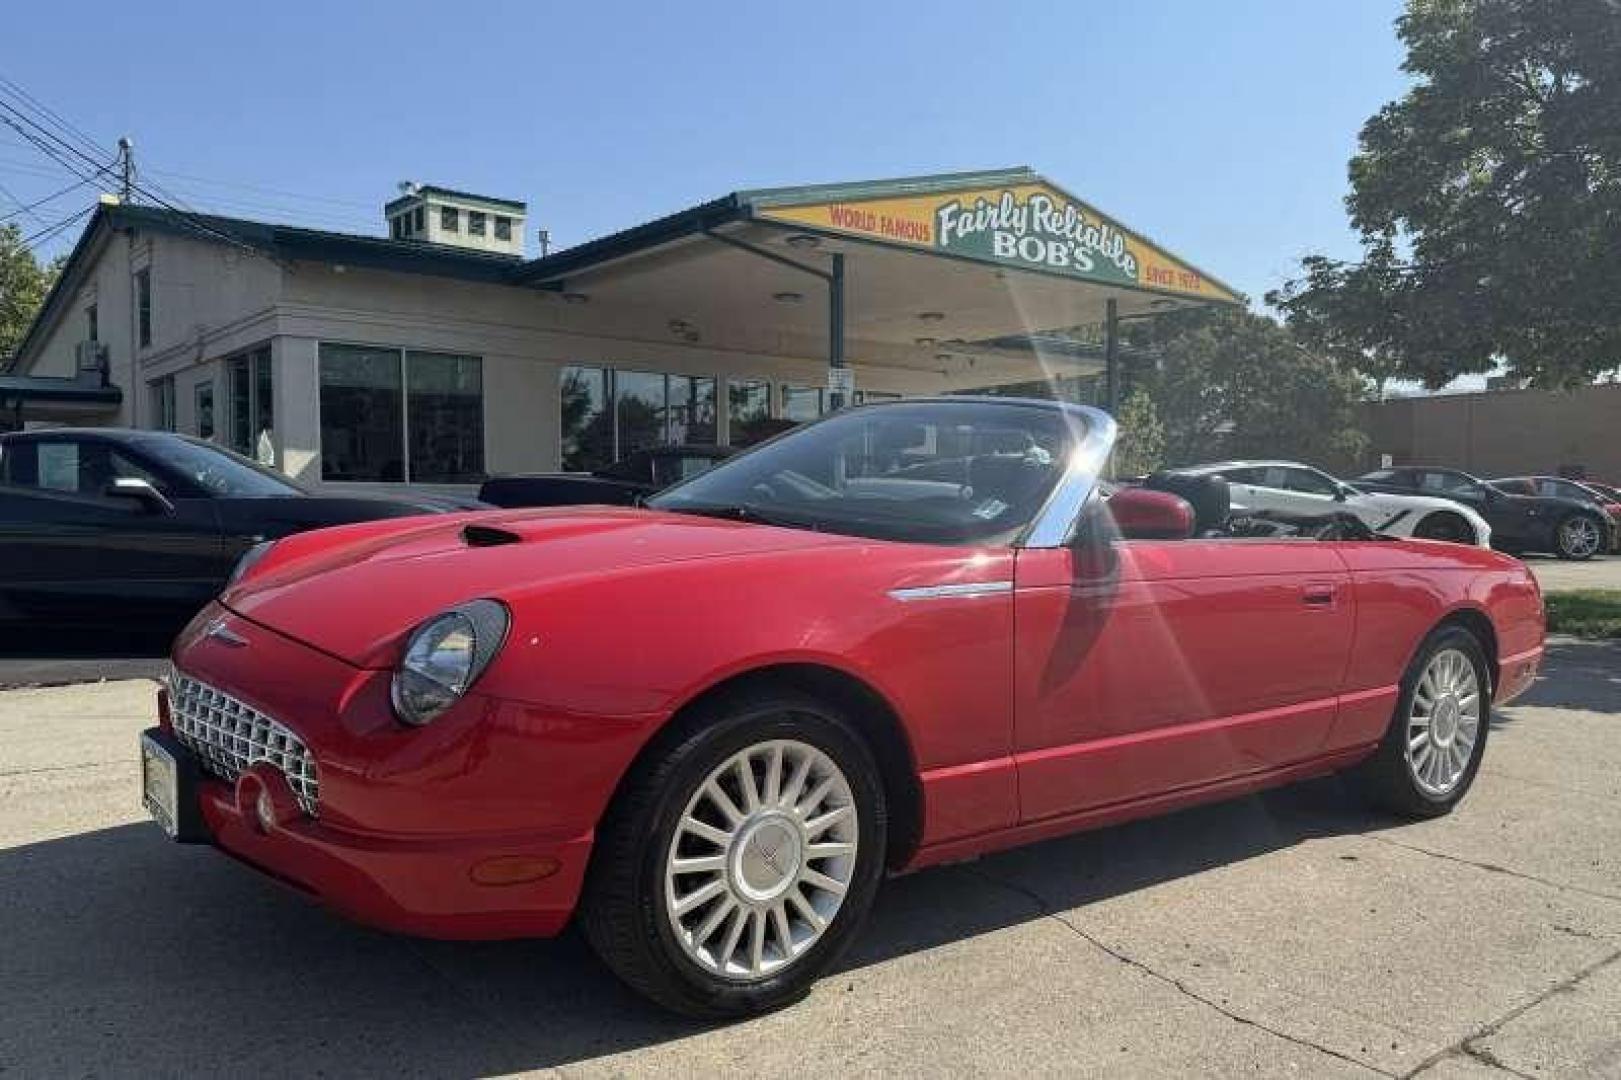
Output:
[
  {"xmin": 0, "ymin": 428, "xmax": 480, "ymax": 632},
  {"xmin": 1356, "ymin": 465, "xmax": 1612, "ymax": 560},
  {"xmin": 478, "ymin": 445, "xmax": 735, "ymax": 508}
]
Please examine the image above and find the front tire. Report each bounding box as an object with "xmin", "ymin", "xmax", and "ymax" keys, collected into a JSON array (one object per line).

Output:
[
  {"xmin": 1348, "ymin": 625, "xmax": 1490, "ymax": 818},
  {"xmin": 1553, "ymin": 512, "xmax": 1604, "ymax": 560},
  {"xmin": 580, "ymin": 688, "xmax": 887, "ymax": 1018}
]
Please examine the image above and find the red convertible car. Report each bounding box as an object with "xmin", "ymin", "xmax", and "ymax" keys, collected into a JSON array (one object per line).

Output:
[{"xmin": 140, "ymin": 398, "xmax": 1544, "ymax": 1017}]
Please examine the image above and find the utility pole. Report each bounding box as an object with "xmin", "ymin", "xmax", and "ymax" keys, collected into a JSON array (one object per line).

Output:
[{"xmin": 116, "ymin": 136, "xmax": 134, "ymax": 203}]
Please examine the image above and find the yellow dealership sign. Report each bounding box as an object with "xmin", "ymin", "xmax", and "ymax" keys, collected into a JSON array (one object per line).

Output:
[{"xmin": 754, "ymin": 179, "xmax": 1241, "ymax": 305}]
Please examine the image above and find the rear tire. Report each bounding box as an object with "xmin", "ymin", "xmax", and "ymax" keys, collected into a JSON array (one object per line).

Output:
[
  {"xmin": 1348, "ymin": 625, "xmax": 1490, "ymax": 818},
  {"xmin": 1553, "ymin": 512, "xmax": 1604, "ymax": 560},
  {"xmin": 580, "ymin": 687, "xmax": 887, "ymax": 1018},
  {"xmin": 1414, "ymin": 512, "xmax": 1472, "ymax": 544}
]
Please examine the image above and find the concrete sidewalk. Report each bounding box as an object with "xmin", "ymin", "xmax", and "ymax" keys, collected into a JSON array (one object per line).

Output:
[{"xmin": 1, "ymin": 643, "xmax": 1617, "ymax": 1077}]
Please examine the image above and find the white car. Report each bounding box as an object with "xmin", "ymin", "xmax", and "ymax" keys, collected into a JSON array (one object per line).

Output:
[{"xmin": 1173, "ymin": 460, "xmax": 1492, "ymax": 547}]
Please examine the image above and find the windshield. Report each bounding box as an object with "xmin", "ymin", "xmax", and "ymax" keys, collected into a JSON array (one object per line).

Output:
[
  {"xmin": 135, "ymin": 435, "xmax": 305, "ymax": 497},
  {"xmin": 649, "ymin": 401, "xmax": 1083, "ymax": 544}
]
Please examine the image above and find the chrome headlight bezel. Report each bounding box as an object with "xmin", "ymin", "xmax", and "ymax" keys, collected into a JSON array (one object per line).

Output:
[{"xmin": 390, "ymin": 599, "xmax": 511, "ymax": 727}]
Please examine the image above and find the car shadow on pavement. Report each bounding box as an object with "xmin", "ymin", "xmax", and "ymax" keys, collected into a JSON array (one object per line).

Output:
[
  {"xmin": 1513, "ymin": 636, "xmax": 1621, "ymax": 712},
  {"xmin": 0, "ymin": 780, "xmax": 1392, "ymax": 1075},
  {"xmin": 0, "ymin": 627, "xmax": 174, "ymax": 688},
  {"xmin": 2, "ymin": 642, "xmax": 1609, "ymax": 1073}
]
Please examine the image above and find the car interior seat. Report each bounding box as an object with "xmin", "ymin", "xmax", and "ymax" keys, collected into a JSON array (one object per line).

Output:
[{"xmin": 969, "ymin": 453, "xmax": 1055, "ymax": 514}]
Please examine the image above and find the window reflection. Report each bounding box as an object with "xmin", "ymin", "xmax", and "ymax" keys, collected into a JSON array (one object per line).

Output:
[{"xmin": 407, "ymin": 351, "xmax": 483, "ymax": 483}]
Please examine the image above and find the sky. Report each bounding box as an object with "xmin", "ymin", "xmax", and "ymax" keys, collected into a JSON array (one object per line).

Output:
[{"xmin": 2, "ymin": 0, "xmax": 1410, "ymax": 309}]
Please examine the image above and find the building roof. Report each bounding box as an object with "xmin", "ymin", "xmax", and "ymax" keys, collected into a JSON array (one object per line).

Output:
[
  {"xmin": 12, "ymin": 201, "xmax": 527, "ymax": 369},
  {"xmin": 14, "ymin": 169, "xmax": 1243, "ymax": 373},
  {"xmin": 383, "ymin": 185, "xmax": 527, "ymax": 214}
]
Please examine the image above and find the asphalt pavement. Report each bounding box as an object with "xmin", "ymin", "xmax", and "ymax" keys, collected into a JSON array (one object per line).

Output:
[{"xmin": 1, "ymin": 639, "xmax": 1618, "ymax": 1077}]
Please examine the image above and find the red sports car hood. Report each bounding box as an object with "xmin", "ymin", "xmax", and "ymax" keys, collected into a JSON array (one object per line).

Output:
[{"xmin": 223, "ymin": 506, "xmax": 858, "ymax": 666}]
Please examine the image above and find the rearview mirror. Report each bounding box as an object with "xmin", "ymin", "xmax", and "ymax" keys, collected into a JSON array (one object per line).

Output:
[{"xmin": 104, "ymin": 477, "xmax": 174, "ymax": 514}]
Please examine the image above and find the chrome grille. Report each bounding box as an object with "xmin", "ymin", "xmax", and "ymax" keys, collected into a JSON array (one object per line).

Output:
[{"xmin": 169, "ymin": 673, "xmax": 320, "ymax": 816}]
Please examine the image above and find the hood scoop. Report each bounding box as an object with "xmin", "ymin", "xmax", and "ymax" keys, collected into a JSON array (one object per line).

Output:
[{"xmin": 462, "ymin": 523, "xmax": 523, "ymax": 548}]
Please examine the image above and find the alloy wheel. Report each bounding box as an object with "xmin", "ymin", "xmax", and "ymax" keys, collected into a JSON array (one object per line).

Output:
[
  {"xmin": 663, "ymin": 738, "xmax": 859, "ymax": 981},
  {"xmin": 1559, "ymin": 516, "xmax": 1602, "ymax": 559},
  {"xmin": 1405, "ymin": 648, "xmax": 1481, "ymax": 797}
]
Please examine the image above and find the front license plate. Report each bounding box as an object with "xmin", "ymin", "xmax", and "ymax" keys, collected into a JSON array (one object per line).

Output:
[{"xmin": 141, "ymin": 732, "xmax": 181, "ymax": 838}]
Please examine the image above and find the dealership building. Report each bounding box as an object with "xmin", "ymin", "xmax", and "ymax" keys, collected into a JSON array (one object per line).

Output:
[{"xmin": 5, "ymin": 169, "xmax": 1241, "ymax": 490}]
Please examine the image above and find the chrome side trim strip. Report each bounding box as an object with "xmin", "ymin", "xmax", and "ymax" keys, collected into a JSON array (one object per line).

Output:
[{"xmin": 889, "ymin": 581, "xmax": 1014, "ymax": 602}]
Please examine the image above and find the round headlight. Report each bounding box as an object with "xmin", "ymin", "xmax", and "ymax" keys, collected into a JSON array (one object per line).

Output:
[{"xmin": 390, "ymin": 599, "xmax": 510, "ymax": 726}]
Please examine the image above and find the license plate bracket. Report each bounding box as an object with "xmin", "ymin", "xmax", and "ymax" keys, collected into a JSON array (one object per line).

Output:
[{"xmin": 140, "ymin": 728, "xmax": 209, "ymax": 844}]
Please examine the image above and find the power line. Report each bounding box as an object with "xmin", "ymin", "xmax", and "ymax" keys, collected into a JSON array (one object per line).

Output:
[
  {"xmin": 18, "ymin": 203, "xmax": 92, "ymax": 249},
  {"xmin": 141, "ymin": 166, "xmax": 377, "ymax": 212},
  {"xmin": 0, "ymin": 82, "xmax": 278, "ymax": 262},
  {"xmin": 0, "ymin": 73, "xmax": 108, "ymax": 163},
  {"xmin": 0, "ymin": 176, "xmax": 90, "ymax": 224},
  {"xmin": 0, "ymin": 75, "xmax": 329, "ymax": 266}
]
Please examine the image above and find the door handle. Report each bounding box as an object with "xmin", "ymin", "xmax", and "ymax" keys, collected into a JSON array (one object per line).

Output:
[{"xmin": 1302, "ymin": 583, "xmax": 1337, "ymax": 607}]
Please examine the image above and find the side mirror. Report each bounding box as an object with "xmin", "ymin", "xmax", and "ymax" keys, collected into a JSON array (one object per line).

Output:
[
  {"xmin": 1333, "ymin": 485, "xmax": 1350, "ymax": 502},
  {"xmin": 104, "ymin": 477, "xmax": 175, "ymax": 514}
]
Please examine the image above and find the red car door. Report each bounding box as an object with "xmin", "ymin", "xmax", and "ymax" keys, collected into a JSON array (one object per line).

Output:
[{"xmin": 1013, "ymin": 539, "xmax": 1354, "ymax": 823}]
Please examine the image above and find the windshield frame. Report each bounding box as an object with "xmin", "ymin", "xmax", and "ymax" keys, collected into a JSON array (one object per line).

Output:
[{"xmin": 647, "ymin": 397, "xmax": 1116, "ymax": 548}]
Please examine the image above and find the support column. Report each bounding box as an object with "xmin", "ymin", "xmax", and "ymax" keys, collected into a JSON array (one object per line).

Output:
[
  {"xmin": 1104, "ymin": 297, "xmax": 1120, "ymax": 416},
  {"xmin": 828, "ymin": 252, "xmax": 846, "ymax": 410}
]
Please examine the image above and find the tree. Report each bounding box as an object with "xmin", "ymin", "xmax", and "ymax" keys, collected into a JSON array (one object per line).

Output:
[
  {"xmin": 0, "ymin": 223, "xmax": 62, "ymax": 364},
  {"xmin": 1270, "ymin": 0, "xmax": 1621, "ymax": 388},
  {"xmin": 1125, "ymin": 309, "xmax": 1370, "ymax": 470},
  {"xmin": 1111, "ymin": 389, "xmax": 1165, "ymax": 477}
]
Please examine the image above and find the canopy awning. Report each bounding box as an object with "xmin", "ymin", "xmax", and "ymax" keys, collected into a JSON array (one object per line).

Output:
[{"xmin": 514, "ymin": 168, "xmax": 1242, "ymax": 392}]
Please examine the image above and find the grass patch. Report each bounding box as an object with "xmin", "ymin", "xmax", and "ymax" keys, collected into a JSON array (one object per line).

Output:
[{"xmin": 1544, "ymin": 589, "xmax": 1621, "ymax": 639}]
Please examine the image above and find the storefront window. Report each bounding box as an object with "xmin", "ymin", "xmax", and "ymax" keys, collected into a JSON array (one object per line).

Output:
[
  {"xmin": 616, "ymin": 370, "xmax": 667, "ymax": 458},
  {"xmin": 728, "ymin": 379, "xmax": 774, "ymax": 446},
  {"xmin": 781, "ymin": 385, "xmax": 825, "ymax": 423},
  {"xmin": 560, "ymin": 365, "xmax": 612, "ymax": 471},
  {"xmin": 195, "ymin": 382, "xmax": 215, "ymax": 440},
  {"xmin": 407, "ymin": 351, "xmax": 484, "ymax": 483},
  {"xmin": 320, "ymin": 344, "xmax": 404, "ymax": 481},
  {"xmin": 318, "ymin": 343, "xmax": 485, "ymax": 483},
  {"xmin": 668, "ymin": 374, "xmax": 717, "ymax": 445},
  {"xmin": 226, "ymin": 346, "xmax": 273, "ymax": 462},
  {"xmin": 149, "ymin": 376, "xmax": 176, "ymax": 431},
  {"xmin": 563, "ymin": 367, "xmax": 722, "ymax": 469}
]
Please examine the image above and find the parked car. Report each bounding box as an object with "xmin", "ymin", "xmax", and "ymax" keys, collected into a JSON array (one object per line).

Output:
[
  {"xmin": 1491, "ymin": 476, "xmax": 1621, "ymax": 552},
  {"xmin": 478, "ymin": 445, "xmax": 735, "ymax": 508},
  {"xmin": 1167, "ymin": 460, "xmax": 1492, "ymax": 546},
  {"xmin": 140, "ymin": 398, "xmax": 1544, "ymax": 1017},
  {"xmin": 1356, "ymin": 465, "xmax": 1611, "ymax": 560},
  {"xmin": 0, "ymin": 428, "xmax": 479, "ymax": 632},
  {"xmin": 1584, "ymin": 480, "xmax": 1621, "ymax": 504}
]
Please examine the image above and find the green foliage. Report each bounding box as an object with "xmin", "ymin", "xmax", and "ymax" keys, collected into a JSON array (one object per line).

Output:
[
  {"xmin": 0, "ymin": 223, "xmax": 62, "ymax": 363},
  {"xmin": 1123, "ymin": 309, "xmax": 1370, "ymax": 470},
  {"xmin": 1271, "ymin": 0, "xmax": 1621, "ymax": 389},
  {"xmin": 1543, "ymin": 589, "xmax": 1621, "ymax": 639},
  {"xmin": 1112, "ymin": 389, "xmax": 1164, "ymax": 477}
]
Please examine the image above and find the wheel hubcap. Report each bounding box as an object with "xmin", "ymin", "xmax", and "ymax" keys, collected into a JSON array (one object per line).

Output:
[
  {"xmin": 1406, "ymin": 648, "xmax": 1481, "ymax": 797},
  {"xmin": 1562, "ymin": 518, "xmax": 1600, "ymax": 557},
  {"xmin": 664, "ymin": 738, "xmax": 858, "ymax": 981}
]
